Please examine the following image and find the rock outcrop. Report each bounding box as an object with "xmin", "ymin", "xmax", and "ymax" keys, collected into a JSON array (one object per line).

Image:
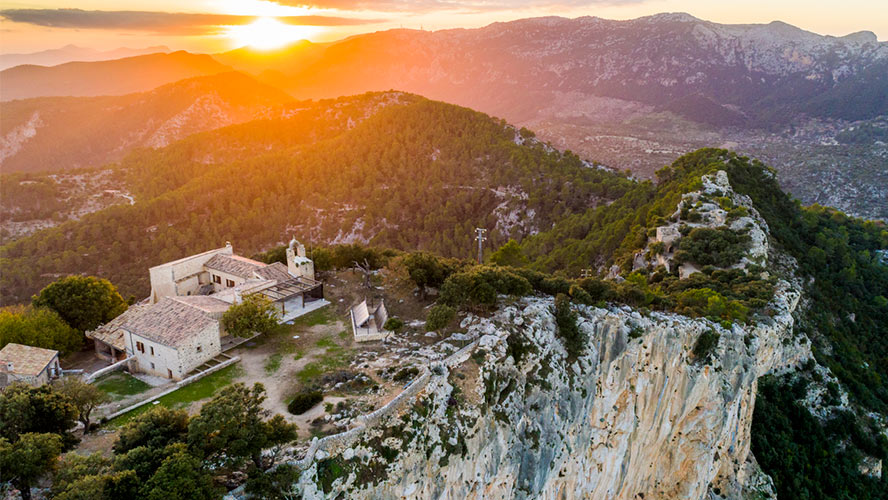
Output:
[
  {"xmin": 287, "ymin": 278, "xmax": 805, "ymax": 499},
  {"xmin": 262, "ymin": 168, "xmax": 812, "ymax": 500}
]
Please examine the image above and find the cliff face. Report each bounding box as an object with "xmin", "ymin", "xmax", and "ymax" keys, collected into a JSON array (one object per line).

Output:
[
  {"xmin": 291, "ymin": 282, "xmax": 805, "ymax": 499},
  {"xmin": 286, "ymin": 169, "xmax": 809, "ymax": 499}
]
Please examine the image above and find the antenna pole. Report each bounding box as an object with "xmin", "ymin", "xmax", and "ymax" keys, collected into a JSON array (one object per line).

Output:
[{"xmin": 475, "ymin": 228, "xmax": 488, "ymax": 265}]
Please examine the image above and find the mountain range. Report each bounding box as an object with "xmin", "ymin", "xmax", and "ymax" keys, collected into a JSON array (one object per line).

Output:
[
  {"xmin": 1, "ymin": 93, "xmax": 886, "ymax": 500},
  {"xmin": 0, "ymin": 44, "xmax": 170, "ymax": 71},
  {"xmin": 270, "ymin": 14, "xmax": 887, "ymax": 126},
  {"xmin": 0, "ymin": 51, "xmax": 231, "ymax": 101},
  {"xmin": 1, "ymin": 14, "xmax": 885, "ymax": 220}
]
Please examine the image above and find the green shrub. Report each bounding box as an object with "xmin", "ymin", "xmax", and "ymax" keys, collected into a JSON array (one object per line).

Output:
[
  {"xmin": 691, "ymin": 329, "xmax": 720, "ymax": 363},
  {"xmin": 577, "ymin": 277, "xmax": 617, "ymax": 302},
  {"xmin": 439, "ymin": 266, "xmax": 532, "ymax": 310},
  {"xmin": 220, "ymin": 294, "xmax": 280, "ymax": 338},
  {"xmin": 568, "ymin": 284, "xmax": 594, "ymax": 305},
  {"xmin": 383, "ymin": 317, "xmax": 405, "ymax": 332},
  {"xmin": 505, "ymin": 333, "xmax": 532, "ymax": 364},
  {"xmin": 426, "ymin": 304, "xmax": 455, "ymax": 331},
  {"xmin": 553, "ymin": 294, "xmax": 586, "ymax": 361},
  {"xmin": 649, "ymin": 241, "xmax": 666, "ymax": 255},
  {"xmin": 287, "ymin": 390, "xmax": 323, "ymax": 415},
  {"xmin": 674, "ymin": 227, "xmax": 750, "ymax": 268},
  {"xmin": 393, "ymin": 366, "xmax": 419, "ymax": 382}
]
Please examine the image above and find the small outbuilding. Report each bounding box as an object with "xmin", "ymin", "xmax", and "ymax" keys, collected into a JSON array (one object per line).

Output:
[
  {"xmin": 0, "ymin": 343, "xmax": 61, "ymax": 387},
  {"xmin": 350, "ymin": 300, "xmax": 390, "ymax": 342}
]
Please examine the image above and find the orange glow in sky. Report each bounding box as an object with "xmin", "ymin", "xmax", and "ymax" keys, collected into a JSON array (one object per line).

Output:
[
  {"xmin": 224, "ymin": 17, "xmax": 318, "ymax": 50},
  {"xmin": 0, "ymin": 0, "xmax": 885, "ymax": 54}
]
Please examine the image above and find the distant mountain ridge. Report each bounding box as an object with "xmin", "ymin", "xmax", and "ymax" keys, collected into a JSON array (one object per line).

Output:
[
  {"xmin": 0, "ymin": 44, "xmax": 171, "ymax": 71},
  {"xmin": 268, "ymin": 13, "xmax": 887, "ymax": 126},
  {"xmin": 0, "ymin": 72, "xmax": 294, "ymax": 173},
  {"xmin": 0, "ymin": 51, "xmax": 231, "ymax": 101}
]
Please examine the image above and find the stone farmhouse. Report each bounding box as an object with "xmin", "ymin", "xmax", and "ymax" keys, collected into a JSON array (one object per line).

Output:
[
  {"xmin": 0, "ymin": 343, "xmax": 61, "ymax": 387},
  {"xmin": 87, "ymin": 239, "xmax": 326, "ymax": 380}
]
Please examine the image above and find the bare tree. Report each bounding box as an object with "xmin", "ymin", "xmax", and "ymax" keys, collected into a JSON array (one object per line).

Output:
[{"xmin": 353, "ymin": 259, "xmax": 373, "ymax": 289}]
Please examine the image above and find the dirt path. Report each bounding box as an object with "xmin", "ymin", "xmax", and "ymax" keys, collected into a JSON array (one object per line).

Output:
[{"xmin": 230, "ymin": 318, "xmax": 348, "ymax": 434}]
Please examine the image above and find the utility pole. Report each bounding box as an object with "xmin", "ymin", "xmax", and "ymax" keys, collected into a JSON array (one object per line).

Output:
[
  {"xmin": 580, "ymin": 268, "xmax": 594, "ymax": 279},
  {"xmin": 475, "ymin": 228, "xmax": 487, "ymax": 264}
]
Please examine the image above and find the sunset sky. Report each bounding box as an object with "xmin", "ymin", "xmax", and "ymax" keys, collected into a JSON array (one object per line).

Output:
[{"xmin": 1, "ymin": 0, "xmax": 885, "ymax": 54}]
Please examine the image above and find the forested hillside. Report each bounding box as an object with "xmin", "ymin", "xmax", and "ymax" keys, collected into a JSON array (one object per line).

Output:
[{"xmin": 0, "ymin": 92, "xmax": 632, "ymax": 304}]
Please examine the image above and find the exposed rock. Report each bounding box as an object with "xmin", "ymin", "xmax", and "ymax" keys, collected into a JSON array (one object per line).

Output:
[{"xmin": 289, "ymin": 279, "xmax": 805, "ymax": 499}]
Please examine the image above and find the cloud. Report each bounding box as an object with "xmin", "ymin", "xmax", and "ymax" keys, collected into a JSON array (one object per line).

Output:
[{"xmin": 0, "ymin": 9, "xmax": 384, "ymax": 34}]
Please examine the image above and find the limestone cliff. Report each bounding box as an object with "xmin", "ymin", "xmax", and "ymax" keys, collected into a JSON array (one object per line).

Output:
[
  {"xmin": 284, "ymin": 280, "xmax": 804, "ymax": 499},
  {"xmin": 275, "ymin": 169, "xmax": 812, "ymax": 499}
]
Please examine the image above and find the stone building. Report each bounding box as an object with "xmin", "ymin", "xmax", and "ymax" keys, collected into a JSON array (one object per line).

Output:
[
  {"xmin": 0, "ymin": 343, "xmax": 61, "ymax": 387},
  {"xmin": 87, "ymin": 240, "xmax": 327, "ymax": 379},
  {"xmin": 146, "ymin": 241, "xmax": 323, "ymax": 321}
]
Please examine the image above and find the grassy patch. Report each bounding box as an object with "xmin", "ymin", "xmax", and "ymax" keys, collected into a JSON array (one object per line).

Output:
[
  {"xmin": 295, "ymin": 350, "xmax": 352, "ymax": 384},
  {"xmin": 288, "ymin": 306, "xmax": 336, "ymax": 328},
  {"xmin": 94, "ymin": 373, "xmax": 152, "ymax": 401},
  {"xmin": 265, "ymin": 353, "xmax": 283, "ymax": 375},
  {"xmin": 316, "ymin": 337, "xmax": 338, "ymax": 349},
  {"xmin": 106, "ymin": 364, "xmax": 243, "ymax": 427}
]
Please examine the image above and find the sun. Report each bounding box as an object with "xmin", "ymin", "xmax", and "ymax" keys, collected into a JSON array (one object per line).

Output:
[{"xmin": 226, "ymin": 17, "xmax": 318, "ymax": 50}]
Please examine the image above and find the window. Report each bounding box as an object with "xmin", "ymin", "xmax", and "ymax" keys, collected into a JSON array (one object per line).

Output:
[
  {"xmin": 136, "ymin": 341, "xmax": 145, "ymax": 354},
  {"xmin": 150, "ymin": 346, "xmax": 154, "ymax": 356},
  {"xmin": 150, "ymin": 362, "xmax": 155, "ymax": 370},
  {"xmin": 168, "ymin": 369, "xmax": 173, "ymax": 378},
  {"xmin": 196, "ymin": 346, "xmax": 202, "ymax": 353},
  {"xmin": 213, "ymin": 274, "xmax": 221, "ymax": 284},
  {"xmin": 226, "ymin": 279, "xmax": 235, "ymax": 287}
]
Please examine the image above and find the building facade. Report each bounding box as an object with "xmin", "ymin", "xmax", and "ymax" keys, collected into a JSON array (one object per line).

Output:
[{"xmin": 88, "ymin": 240, "xmax": 327, "ymax": 380}]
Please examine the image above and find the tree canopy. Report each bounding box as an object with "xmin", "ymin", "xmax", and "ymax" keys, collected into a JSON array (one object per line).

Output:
[
  {"xmin": 0, "ymin": 305, "xmax": 82, "ymax": 354},
  {"xmin": 31, "ymin": 275, "xmax": 127, "ymax": 332},
  {"xmin": 220, "ymin": 294, "xmax": 281, "ymax": 338}
]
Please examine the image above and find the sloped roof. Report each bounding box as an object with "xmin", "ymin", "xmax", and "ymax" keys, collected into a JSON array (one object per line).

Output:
[
  {"xmin": 87, "ymin": 305, "xmax": 148, "ymax": 351},
  {"xmin": 204, "ymin": 253, "xmax": 265, "ymax": 279},
  {"xmin": 0, "ymin": 343, "xmax": 58, "ymax": 376},
  {"xmin": 352, "ymin": 300, "xmax": 370, "ymax": 327},
  {"xmin": 122, "ymin": 297, "xmax": 219, "ymax": 348},
  {"xmin": 170, "ymin": 295, "xmax": 231, "ymax": 315},
  {"xmin": 254, "ymin": 262, "xmax": 292, "ymax": 282}
]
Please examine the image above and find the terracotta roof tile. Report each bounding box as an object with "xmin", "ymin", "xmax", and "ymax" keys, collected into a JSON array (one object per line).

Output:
[
  {"xmin": 86, "ymin": 305, "xmax": 148, "ymax": 351},
  {"xmin": 0, "ymin": 343, "xmax": 58, "ymax": 376},
  {"xmin": 254, "ymin": 262, "xmax": 292, "ymax": 282},
  {"xmin": 121, "ymin": 298, "xmax": 219, "ymax": 348},
  {"xmin": 204, "ymin": 254, "xmax": 265, "ymax": 279}
]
